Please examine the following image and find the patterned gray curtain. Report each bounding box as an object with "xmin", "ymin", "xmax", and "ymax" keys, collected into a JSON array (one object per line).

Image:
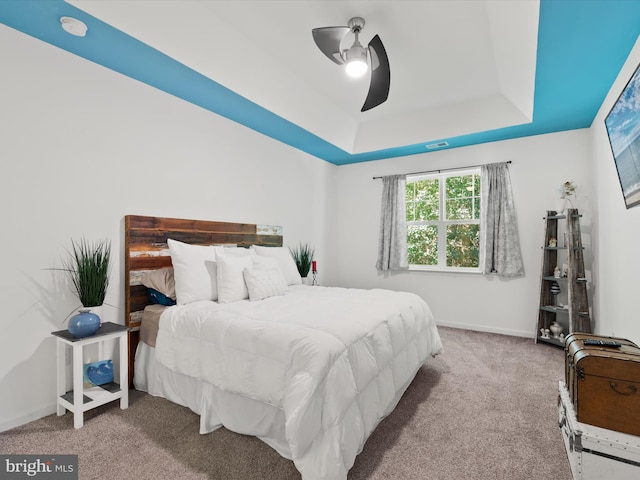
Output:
[
  {"xmin": 376, "ymin": 175, "xmax": 408, "ymax": 271},
  {"xmin": 480, "ymin": 162, "xmax": 524, "ymax": 276}
]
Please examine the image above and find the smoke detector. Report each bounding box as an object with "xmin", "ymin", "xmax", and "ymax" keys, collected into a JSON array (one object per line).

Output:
[{"xmin": 60, "ymin": 17, "xmax": 87, "ymax": 37}]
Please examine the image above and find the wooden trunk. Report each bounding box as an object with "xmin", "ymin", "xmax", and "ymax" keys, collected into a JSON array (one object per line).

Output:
[
  {"xmin": 565, "ymin": 333, "xmax": 640, "ymax": 436},
  {"xmin": 564, "ymin": 333, "xmax": 638, "ymax": 399}
]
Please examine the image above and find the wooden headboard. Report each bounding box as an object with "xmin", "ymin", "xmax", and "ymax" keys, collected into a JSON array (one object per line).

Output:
[{"xmin": 124, "ymin": 215, "xmax": 283, "ymax": 387}]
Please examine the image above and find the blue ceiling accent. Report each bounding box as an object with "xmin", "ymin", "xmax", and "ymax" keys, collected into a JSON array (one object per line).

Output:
[{"xmin": 2, "ymin": 0, "xmax": 640, "ymax": 165}]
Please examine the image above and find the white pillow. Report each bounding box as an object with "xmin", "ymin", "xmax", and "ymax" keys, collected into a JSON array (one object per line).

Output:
[
  {"xmin": 243, "ymin": 268, "xmax": 288, "ymax": 301},
  {"xmin": 216, "ymin": 252, "xmax": 254, "ymax": 303},
  {"xmin": 213, "ymin": 245, "xmax": 253, "ymax": 258},
  {"xmin": 251, "ymin": 246, "xmax": 302, "ymax": 285},
  {"xmin": 252, "ymin": 255, "xmax": 280, "ymax": 271},
  {"xmin": 167, "ymin": 239, "xmax": 218, "ymax": 304}
]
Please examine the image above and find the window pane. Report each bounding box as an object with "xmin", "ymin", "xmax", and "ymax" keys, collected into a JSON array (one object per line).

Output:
[
  {"xmin": 407, "ymin": 225, "xmax": 438, "ymax": 265},
  {"xmin": 415, "ymin": 179, "xmax": 439, "ymax": 201},
  {"xmin": 446, "ymin": 175, "xmax": 473, "ymax": 199},
  {"xmin": 446, "ymin": 175, "xmax": 480, "ymax": 220},
  {"xmin": 411, "ymin": 178, "xmax": 439, "ymax": 221},
  {"xmin": 446, "ymin": 198, "xmax": 474, "ymax": 220},
  {"xmin": 446, "ymin": 224, "xmax": 480, "ymax": 267},
  {"xmin": 414, "ymin": 201, "xmax": 438, "ymax": 221}
]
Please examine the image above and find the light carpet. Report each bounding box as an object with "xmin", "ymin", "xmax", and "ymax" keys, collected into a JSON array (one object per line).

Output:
[{"xmin": 0, "ymin": 327, "xmax": 571, "ymax": 479}]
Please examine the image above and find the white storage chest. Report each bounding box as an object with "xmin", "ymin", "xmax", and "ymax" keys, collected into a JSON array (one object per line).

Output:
[{"xmin": 558, "ymin": 380, "xmax": 640, "ymax": 479}]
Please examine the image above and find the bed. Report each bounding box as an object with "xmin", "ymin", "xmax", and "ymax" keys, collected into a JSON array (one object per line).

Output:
[{"xmin": 124, "ymin": 215, "xmax": 443, "ymax": 480}]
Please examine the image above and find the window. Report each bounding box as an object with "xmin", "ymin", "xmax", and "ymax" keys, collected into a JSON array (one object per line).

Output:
[{"xmin": 406, "ymin": 169, "xmax": 481, "ymax": 271}]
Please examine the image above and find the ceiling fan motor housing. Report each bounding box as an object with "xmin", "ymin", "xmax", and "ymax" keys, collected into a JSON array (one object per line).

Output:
[
  {"xmin": 347, "ymin": 17, "xmax": 365, "ymax": 33},
  {"xmin": 344, "ymin": 17, "xmax": 368, "ymax": 77}
]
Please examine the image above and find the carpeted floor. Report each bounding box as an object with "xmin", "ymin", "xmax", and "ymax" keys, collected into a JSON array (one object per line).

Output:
[{"xmin": 0, "ymin": 327, "xmax": 571, "ymax": 479}]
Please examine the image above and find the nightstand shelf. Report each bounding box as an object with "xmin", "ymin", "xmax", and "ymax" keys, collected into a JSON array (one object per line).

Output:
[{"xmin": 52, "ymin": 322, "xmax": 129, "ymax": 428}]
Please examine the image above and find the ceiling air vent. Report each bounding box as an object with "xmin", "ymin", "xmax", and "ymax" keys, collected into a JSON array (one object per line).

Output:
[{"xmin": 426, "ymin": 141, "xmax": 449, "ymax": 150}]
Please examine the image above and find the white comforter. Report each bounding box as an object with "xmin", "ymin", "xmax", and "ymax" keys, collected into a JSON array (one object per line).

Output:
[{"xmin": 155, "ymin": 285, "xmax": 442, "ymax": 480}]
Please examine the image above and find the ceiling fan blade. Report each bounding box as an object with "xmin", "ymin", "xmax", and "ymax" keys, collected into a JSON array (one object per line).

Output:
[
  {"xmin": 312, "ymin": 26, "xmax": 350, "ymax": 65},
  {"xmin": 362, "ymin": 34, "xmax": 390, "ymax": 112}
]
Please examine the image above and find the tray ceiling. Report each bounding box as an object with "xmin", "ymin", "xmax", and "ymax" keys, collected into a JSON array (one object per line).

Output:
[{"xmin": 2, "ymin": 1, "xmax": 640, "ymax": 164}]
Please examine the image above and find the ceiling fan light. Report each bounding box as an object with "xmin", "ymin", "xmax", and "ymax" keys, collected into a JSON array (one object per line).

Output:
[
  {"xmin": 346, "ymin": 59, "xmax": 368, "ymax": 78},
  {"xmin": 344, "ymin": 43, "xmax": 368, "ymax": 78}
]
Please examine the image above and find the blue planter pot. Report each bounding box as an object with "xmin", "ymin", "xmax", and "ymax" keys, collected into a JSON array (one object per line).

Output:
[{"xmin": 68, "ymin": 309, "xmax": 101, "ymax": 338}]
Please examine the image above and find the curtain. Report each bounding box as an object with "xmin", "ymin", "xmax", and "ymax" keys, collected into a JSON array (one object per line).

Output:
[
  {"xmin": 480, "ymin": 162, "xmax": 524, "ymax": 276},
  {"xmin": 376, "ymin": 174, "xmax": 408, "ymax": 271}
]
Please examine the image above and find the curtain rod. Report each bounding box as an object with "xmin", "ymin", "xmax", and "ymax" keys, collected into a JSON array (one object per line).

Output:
[{"xmin": 372, "ymin": 160, "xmax": 512, "ymax": 180}]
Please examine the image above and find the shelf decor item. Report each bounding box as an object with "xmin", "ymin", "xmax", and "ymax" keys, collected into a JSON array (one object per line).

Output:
[
  {"xmin": 68, "ymin": 308, "xmax": 100, "ymax": 338},
  {"xmin": 290, "ymin": 243, "xmax": 315, "ymax": 279},
  {"xmin": 555, "ymin": 181, "xmax": 577, "ymax": 214},
  {"xmin": 62, "ymin": 237, "xmax": 111, "ymax": 330},
  {"xmin": 549, "ymin": 321, "xmax": 563, "ymax": 339},
  {"xmin": 83, "ymin": 359, "xmax": 113, "ymax": 387}
]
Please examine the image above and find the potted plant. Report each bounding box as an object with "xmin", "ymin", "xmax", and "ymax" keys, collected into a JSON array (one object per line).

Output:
[
  {"xmin": 290, "ymin": 243, "xmax": 315, "ymax": 279},
  {"xmin": 62, "ymin": 238, "xmax": 111, "ymax": 336}
]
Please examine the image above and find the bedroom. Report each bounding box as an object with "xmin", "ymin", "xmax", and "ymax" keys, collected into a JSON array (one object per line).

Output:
[{"xmin": 1, "ymin": 0, "xmax": 640, "ymax": 477}]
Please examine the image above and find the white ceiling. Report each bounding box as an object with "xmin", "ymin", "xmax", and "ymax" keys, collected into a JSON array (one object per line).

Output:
[{"xmin": 67, "ymin": 0, "xmax": 539, "ymax": 154}]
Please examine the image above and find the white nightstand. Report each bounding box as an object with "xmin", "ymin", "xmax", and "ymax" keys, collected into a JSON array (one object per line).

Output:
[{"xmin": 52, "ymin": 322, "xmax": 129, "ymax": 428}]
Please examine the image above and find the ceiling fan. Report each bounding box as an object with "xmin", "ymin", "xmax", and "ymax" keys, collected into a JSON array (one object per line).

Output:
[{"xmin": 312, "ymin": 17, "xmax": 390, "ymax": 112}]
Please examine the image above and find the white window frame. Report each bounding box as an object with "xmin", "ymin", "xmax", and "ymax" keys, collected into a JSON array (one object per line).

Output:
[{"xmin": 407, "ymin": 168, "xmax": 482, "ymax": 273}]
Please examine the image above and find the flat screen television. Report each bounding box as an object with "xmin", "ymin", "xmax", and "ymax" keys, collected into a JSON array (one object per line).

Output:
[{"xmin": 605, "ymin": 61, "xmax": 640, "ymax": 209}]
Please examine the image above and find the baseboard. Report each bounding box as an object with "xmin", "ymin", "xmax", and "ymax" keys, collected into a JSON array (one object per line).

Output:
[
  {"xmin": 435, "ymin": 320, "xmax": 533, "ymax": 339},
  {"xmin": 0, "ymin": 404, "xmax": 57, "ymax": 433}
]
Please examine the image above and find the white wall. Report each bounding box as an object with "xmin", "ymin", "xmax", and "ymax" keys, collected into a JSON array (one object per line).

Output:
[
  {"xmin": 0, "ymin": 27, "xmax": 333, "ymax": 431},
  {"xmin": 327, "ymin": 130, "xmax": 593, "ymax": 337},
  {"xmin": 590, "ymin": 36, "xmax": 640, "ymax": 344}
]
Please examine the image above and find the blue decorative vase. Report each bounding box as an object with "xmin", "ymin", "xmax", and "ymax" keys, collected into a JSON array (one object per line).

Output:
[{"xmin": 68, "ymin": 309, "xmax": 101, "ymax": 338}]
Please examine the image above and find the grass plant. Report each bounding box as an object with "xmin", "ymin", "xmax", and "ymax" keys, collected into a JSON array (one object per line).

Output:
[
  {"xmin": 63, "ymin": 238, "xmax": 111, "ymax": 307},
  {"xmin": 290, "ymin": 243, "xmax": 315, "ymax": 278}
]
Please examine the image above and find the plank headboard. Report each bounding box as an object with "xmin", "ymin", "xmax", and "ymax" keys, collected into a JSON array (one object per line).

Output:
[{"xmin": 124, "ymin": 215, "xmax": 283, "ymax": 387}]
